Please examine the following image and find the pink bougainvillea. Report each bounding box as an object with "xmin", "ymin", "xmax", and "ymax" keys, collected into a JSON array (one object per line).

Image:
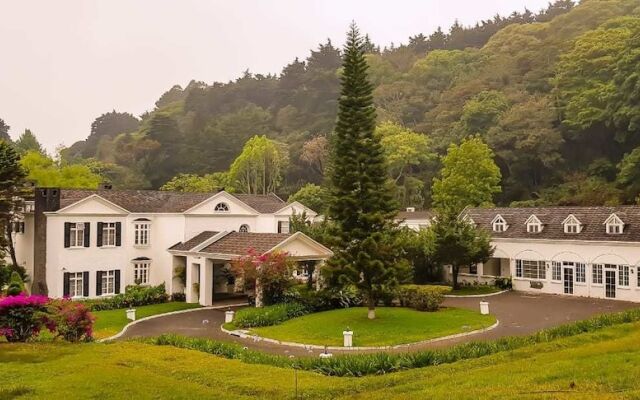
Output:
[
  {"xmin": 0, "ymin": 293, "xmax": 53, "ymax": 342},
  {"xmin": 48, "ymin": 299, "xmax": 95, "ymax": 342},
  {"xmin": 231, "ymin": 250, "xmax": 294, "ymax": 305}
]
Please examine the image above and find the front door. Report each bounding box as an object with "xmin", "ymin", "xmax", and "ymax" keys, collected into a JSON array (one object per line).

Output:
[
  {"xmin": 605, "ymin": 269, "xmax": 616, "ymax": 299},
  {"xmin": 563, "ymin": 266, "xmax": 574, "ymax": 294}
]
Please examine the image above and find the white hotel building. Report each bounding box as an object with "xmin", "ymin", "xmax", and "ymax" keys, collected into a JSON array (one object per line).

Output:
[{"xmin": 11, "ymin": 187, "xmax": 332, "ymax": 305}]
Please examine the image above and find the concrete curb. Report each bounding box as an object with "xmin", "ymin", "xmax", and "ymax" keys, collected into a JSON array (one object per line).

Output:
[
  {"xmin": 220, "ymin": 319, "xmax": 500, "ymax": 352},
  {"xmin": 444, "ymin": 289, "xmax": 510, "ymax": 298},
  {"xmin": 98, "ymin": 302, "xmax": 249, "ymax": 343}
]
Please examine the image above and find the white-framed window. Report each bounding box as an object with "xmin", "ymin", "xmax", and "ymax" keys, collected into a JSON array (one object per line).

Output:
[
  {"xmin": 563, "ymin": 215, "xmax": 582, "ymax": 234},
  {"xmin": 592, "ymin": 264, "xmax": 603, "ymax": 284},
  {"xmin": 525, "ymin": 215, "xmax": 542, "ymax": 233},
  {"xmin": 134, "ymin": 220, "xmax": 151, "ymax": 246},
  {"xmin": 618, "ymin": 265, "xmax": 630, "ymax": 287},
  {"xmin": 133, "ymin": 260, "xmax": 150, "ymax": 285},
  {"xmin": 102, "ymin": 223, "xmax": 117, "ymax": 247},
  {"xmin": 239, "ymin": 224, "xmax": 250, "ymax": 233},
  {"xmin": 576, "ymin": 263, "xmax": 586, "ymax": 283},
  {"xmin": 69, "ymin": 272, "xmax": 84, "ymax": 297},
  {"xmin": 605, "ymin": 214, "xmax": 624, "ymax": 234},
  {"xmin": 492, "ymin": 215, "xmax": 507, "ymax": 232},
  {"xmin": 214, "ymin": 202, "xmax": 230, "ymax": 212},
  {"xmin": 70, "ymin": 223, "xmax": 85, "ymax": 247},
  {"xmin": 515, "ymin": 259, "xmax": 545, "ymax": 279},
  {"xmin": 278, "ymin": 220, "xmax": 290, "ymax": 234},
  {"xmin": 552, "ymin": 261, "xmax": 562, "ymax": 281},
  {"xmin": 101, "ymin": 270, "xmax": 116, "ymax": 295}
]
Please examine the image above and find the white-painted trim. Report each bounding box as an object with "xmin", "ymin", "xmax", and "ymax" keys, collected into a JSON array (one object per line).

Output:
[
  {"xmin": 54, "ymin": 194, "xmax": 130, "ymax": 214},
  {"xmin": 183, "ymin": 191, "xmax": 260, "ymax": 215},
  {"xmin": 98, "ymin": 302, "xmax": 249, "ymax": 342},
  {"xmin": 444, "ymin": 289, "xmax": 510, "ymax": 298},
  {"xmin": 221, "ymin": 319, "xmax": 500, "ymax": 351}
]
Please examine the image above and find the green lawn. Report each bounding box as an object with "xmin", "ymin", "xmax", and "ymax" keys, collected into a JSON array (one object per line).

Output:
[
  {"xmin": 250, "ymin": 307, "xmax": 496, "ymax": 347},
  {"xmin": 92, "ymin": 302, "xmax": 201, "ymax": 339},
  {"xmin": 2, "ymin": 321, "xmax": 640, "ymax": 399},
  {"xmin": 448, "ymin": 286, "xmax": 502, "ymax": 296}
]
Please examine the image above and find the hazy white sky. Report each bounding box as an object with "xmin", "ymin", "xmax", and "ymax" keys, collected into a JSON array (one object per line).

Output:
[{"xmin": 0, "ymin": 0, "xmax": 551, "ymax": 152}]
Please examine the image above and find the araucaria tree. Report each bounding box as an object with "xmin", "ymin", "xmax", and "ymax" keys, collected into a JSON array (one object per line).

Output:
[
  {"xmin": 0, "ymin": 141, "xmax": 29, "ymax": 268},
  {"xmin": 325, "ymin": 24, "xmax": 406, "ymax": 320}
]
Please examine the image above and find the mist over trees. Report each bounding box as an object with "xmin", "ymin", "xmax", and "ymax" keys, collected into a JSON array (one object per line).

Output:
[{"xmin": 4, "ymin": 0, "xmax": 640, "ymax": 209}]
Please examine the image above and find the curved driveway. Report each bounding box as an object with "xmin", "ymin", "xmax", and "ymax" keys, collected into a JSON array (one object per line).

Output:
[{"xmin": 120, "ymin": 291, "xmax": 637, "ymax": 356}]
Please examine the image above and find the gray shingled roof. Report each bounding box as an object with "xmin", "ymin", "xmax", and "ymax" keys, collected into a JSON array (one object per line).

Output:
[
  {"xmin": 464, "ymin": 206, "xmax": 640, "ymax": 243},
  {"xmin": 169, "ymin": 231, "xmax": 218, "ymax": 251},
  {"xmin": 396, "ymin": 210, "xmax": 433, "ymax": 220},
  {"xmin": 59, "ymin": 189, "xmax": 285, "ymax": 214}
]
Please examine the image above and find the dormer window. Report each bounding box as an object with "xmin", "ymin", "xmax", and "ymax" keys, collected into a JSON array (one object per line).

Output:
[
  {"xmin": 525, "ymin": 215, "xmax": 542, "ymax": 233},
  {"xmin": 604, "ymin": 213, "xmax": 624, "ymax": 235},
  {"xmin": 491, "ymin": 215, "xmax": 508, "ymax": 232},
  {"xmin": 563, "ymin": 214, "xmax": 582, "ymax": 234},
  {"xmin": 214, "ymin": 202, "xmax": 230, "ymax": 212}
]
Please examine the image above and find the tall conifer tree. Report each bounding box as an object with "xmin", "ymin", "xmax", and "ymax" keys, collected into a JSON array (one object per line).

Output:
[{"xmin": 325, "ymin": 23, "xmax": 404, "ymax": 319}]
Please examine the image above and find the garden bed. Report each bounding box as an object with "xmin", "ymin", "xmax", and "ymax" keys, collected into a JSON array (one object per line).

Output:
[{"xmin": 247, "ymin": 306, "xmax": 496, "ymax": 347}]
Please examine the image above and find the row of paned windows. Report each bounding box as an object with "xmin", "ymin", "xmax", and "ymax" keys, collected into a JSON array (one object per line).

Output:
[
  {"xmin": 515, "ymin": 260, "xmax": 634, "ymax": 287},
  {"xmin": 64, "ymin": 221, "xmax": 151, "ymax": 248},
  {"xmin": 62, "ymin": 263, "xmax": 151, "ymax": 297}
]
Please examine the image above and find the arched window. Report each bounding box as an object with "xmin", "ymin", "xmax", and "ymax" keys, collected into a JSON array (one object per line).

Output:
[
  {"xmin": 214, "ymin": 202, "xmax": 229, "ymax": 212},
  {"xmin": 239, "ymin": 224, "xmax": 250, "ymax": 233}
]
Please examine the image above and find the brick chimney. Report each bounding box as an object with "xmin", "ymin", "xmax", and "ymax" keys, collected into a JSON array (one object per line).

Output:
[{"xmin": 32, "ymin": 187, "xmax": 61, "ymax": 295}]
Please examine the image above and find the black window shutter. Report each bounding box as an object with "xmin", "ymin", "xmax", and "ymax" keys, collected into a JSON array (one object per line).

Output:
[
  {"xmin": 115, "ymin": 222, "xmax": 122, "ymax": 246},
  {"xmin": 63, "ymin": 272, "xmax": 70, "ymax": 297},
  {"xmin": 83, "ymin": 223, "xmax": 90, "ymax": 247},
  {"xmin": 114, "ymin": 270, "xmax": 121, "ymax": 294},
  {"xmin": 64, "ymin": 223, "xmax": 71, "ymax": 248},
  {"xmin": 96, "ymin": 271, "xmax": 103, "ymax": 296},
  {"xmin": 83, "ymin": 271, "xmax": 89, "ymax": 297},
  {"xmin": 96, "ymin": 222, "xmax": 103, "ymax": 247}
]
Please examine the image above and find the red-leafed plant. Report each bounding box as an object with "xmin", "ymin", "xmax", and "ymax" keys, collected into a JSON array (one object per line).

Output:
[
  {"xmin": 0, "ymin": 293, "xmax": 53, "ymax": 342},
  {"xmin": 48, "ymin": 298, "xmax": 95, "ymax": 342},
  {"xmin": 231, "ymin": 249, "xmax": 294, "ymax": 305}
]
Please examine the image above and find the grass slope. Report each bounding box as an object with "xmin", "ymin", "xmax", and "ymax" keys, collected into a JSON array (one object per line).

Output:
[
  {"xmin": 2, "ymin": 322, "xmax": 640, "ymax": 399},
  {"xmin": 250, "ymin": 307, "xmax": 496, "ymax": 346},
  {"xmin": 93, "ymin": 302, "xmax": 200, "ymax": 339}
]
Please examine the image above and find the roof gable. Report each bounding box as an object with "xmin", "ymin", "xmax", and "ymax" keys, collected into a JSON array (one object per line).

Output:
[
  {"xmin": 525, "ymin": 214, "xmax": 542, "ymax": 225},
  {"xmin": 562, "ymin": 214, "xmax": 582, "ymax": 226},
  {"xmin": 274, "ymin": 201, "xmax": 318, "ymax": 217},
  {"xmin": 184, "ymin": 191, "xmax": 259, "ymax": 215},
  {"xmin": 56, "ymin": 194, "xmax": 129, "ymax": 215},
  {"xmin": 604, "ymin": 213, "xmax": 624, "ymax": 226}
]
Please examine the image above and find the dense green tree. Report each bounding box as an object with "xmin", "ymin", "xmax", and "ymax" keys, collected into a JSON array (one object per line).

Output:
[
  {"xmin": 431, "ymin": 212, "xmax": 493, "ymax": 290},
  {"xmin": 13, "ymin": 129, "xmax": 44, "ymax": 155},
  {"xmin": 460, "ymin": 90, "xmax": 509, "ymax": 134},
  {"xmin": 0, "ymin": 119, "xmax": 10, "ymax": 143},
  {"xmin": 616, "ymin": 147, "xmax": 640, "ymax": 202},
  {"xmin": 324, "ymin": 24, "xmax": 405, "ymax": 320},
  {"xmin": 160, "ymin": 172, "xmax": 230, "ymax": 192},
  {"xmin": 432, "ymin": 137, "xmax": 501, "ymax": 214},
  {"xmin": 288, "ymin": 183, "xmax": 330, "ymax": 214},
  {"xmin": 0, "ymin": 141, "xmax": 28, "ymax": 267},
  {"xmin": 228, "ymin": 135, "xmax": 289, "ymax": 194},
  {"xmin": 20, "ymin": 151, "xmax": 102, "ymax": 189}
]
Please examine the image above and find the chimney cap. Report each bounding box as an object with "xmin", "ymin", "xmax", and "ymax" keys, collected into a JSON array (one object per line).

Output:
[
  {"xmin": 406, "ymin": 207, "xmax": 415, "ymax": 212},
  {"xmin": 99, "ymin": 182, "xmax": 113, "ymax": 190}
]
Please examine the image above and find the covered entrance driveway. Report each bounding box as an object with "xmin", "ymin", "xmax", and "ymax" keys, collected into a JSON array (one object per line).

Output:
[{"xmin": 169, "ymin": 230, "xmax": 332, "ymax": 306}]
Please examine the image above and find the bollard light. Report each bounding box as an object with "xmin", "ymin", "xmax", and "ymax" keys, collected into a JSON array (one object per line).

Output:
[
  {"xmin": 225, "ymin": 310, "xmax": 235, "ymax": 323},
  {"xmin": 480, "ymin": 301, "xmax": 489, "ymax": 315},
  {"xmin": 126, "ymin": 308, "xmax": 136, "ymax": 321},
  {"xmin": 343, "ymin": 329, "xmax": 354, "ymax": 347}
]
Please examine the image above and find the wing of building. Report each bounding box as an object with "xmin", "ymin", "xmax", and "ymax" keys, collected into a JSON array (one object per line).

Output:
[
  {"xmin": 458, "ymin": 206, "xmax": 640, "ymax": 302},
  {"xmin": 12, "ymin": 187, "xmax": 330, "ymax": 306}
]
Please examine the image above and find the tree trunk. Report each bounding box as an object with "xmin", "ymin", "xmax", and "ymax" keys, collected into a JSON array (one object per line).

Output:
[
  {"xmin": 452, "ymin": 265, "xmax": 460, "ymax": 290},
  {"xmin": 367, "ymin": 296, "xmax": 376, "ymax": 319},
  {"xmin": 6, "ymin": 221, "xmax": 18, "ymax": 267}
]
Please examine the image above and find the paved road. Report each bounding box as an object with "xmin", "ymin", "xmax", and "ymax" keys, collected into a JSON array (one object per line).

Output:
[{"xmin": 120, "ymin": 291, "xmax": 637, "ymax": 356}]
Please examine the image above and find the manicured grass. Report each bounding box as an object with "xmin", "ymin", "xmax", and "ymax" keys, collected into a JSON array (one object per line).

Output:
[
  {"xmin": 250, "ymin": 307, "xmax": 496, "ymax": 346},
  {"xmin": 92, "ymin": 302, "xmax": 201, "ymax": 339},
  {"xmin": 448, "ymin": 286, "xmax": 503, "ymax": 296},
  {"xmin": 3, "ymin": 321, "xmax": 640, "ymax": 398}
]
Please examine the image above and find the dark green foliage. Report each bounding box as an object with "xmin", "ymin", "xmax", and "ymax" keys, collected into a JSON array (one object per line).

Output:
[
  {"xmin": 80, "ymin": 284, "xmax": 168, "ymax": 311},
  {"xmin": 0, "ymin": 141, "xmax": 28, "ymax": 267},
  {"xmin": 396, "ymin": 284, "xmax": 449, "ymax": 311},
  {"xmin": 153, "ymin": 307, "xmax": 640, "ymax": 377},
  {"xmin": 324, "ymin": 24, "xmax": 408, "ymax": 316},
  {"xmin": 0, "ymin": 118, "xmax": 11, "ymax": 142},
  {"xmin": 231, "ymin": 302, "xmax": 309, "ymax": 328},
  {"xmin": 6, "ymin": 271, "xmax": 26, "ymax": 296}
]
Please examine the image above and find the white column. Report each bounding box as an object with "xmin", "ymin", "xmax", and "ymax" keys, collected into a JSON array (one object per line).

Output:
[
  {"xmin": 200, "ymin": 259, "xmax": 213, "ymax": 306},
  {"xmin": 185, "ymin": 259, "xmax": 199, "ymax": 304}
]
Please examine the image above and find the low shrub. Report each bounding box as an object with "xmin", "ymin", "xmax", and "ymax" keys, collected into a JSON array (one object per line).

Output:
[
  {"xmin": 170, "ymin": 292, "xmax": 186, "ymax": 302},
  {"xmin": 494, "ymin": 277, "xmax": 512, "ymax": 290},
  {"xmin": 233, "ymin": 302, "xmax": 309, "ymax": 328},
  {"xmin": 284, "ymin": 286, "xmax": 363, "ymax": 312},
  {"xmin": 81, "ymin": 283, "xmax": 169, "ymax": 311},
  {"xmin": 0, "ymin": 294, "xmax": 53, "ymax": 342},
  {"xmin": 397, "ymin": 285, "xmax": 450, "ymax": 311},
  {"xmin": 48, "ymin": 299, "xmax": 95, "ymax": 342},
  {"xmin": 6, "ymin": 271, "xmax": 26, "ymax": 296},
  {"xmin": 153, "ymin": 307, "xmax": 640, "ymax": 377}
]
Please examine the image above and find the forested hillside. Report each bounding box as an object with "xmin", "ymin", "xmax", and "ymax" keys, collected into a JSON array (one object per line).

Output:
[{"xmin": 13, "ymin": 0, "xmax": 640, "ymax": 208}]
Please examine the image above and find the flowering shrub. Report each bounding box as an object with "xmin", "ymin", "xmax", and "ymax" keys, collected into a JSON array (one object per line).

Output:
[
  {"xmin": 231, "ymin": 250, "xmax": 294, "ymax": 305},
  {"xmin": 0, "ymin": 294, "xmax": 53, "ymax": 342},
  {"xmin": 48, "ymin": 299, "xmax": 95, "ymax": 342}
]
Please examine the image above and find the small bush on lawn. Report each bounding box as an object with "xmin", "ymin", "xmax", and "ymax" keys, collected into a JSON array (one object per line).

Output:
[
  {"xmin": 0, "ymin": 294, "xmax": 54, "ymax": 342},
  {"xmin": 284, "ymin": 285, "xmax": 363, "ymax": 312},
  {"xmin": 153, "ymin": 307, "xmax": 640, "ymax": 377},
  {"xmin": 81, "ymin": 283, "xmax": 169, "ymax": 311},
  {"xmin": 494, "ymin": 277, "xmax": 512, "ymax": 290},
  {"xmin": 233, "ymin": 302, "xmax": 309, "ymax": 328},
  {"xmin": 397, "ymin": 285, "xmax": 450, "ymax": 311},
  {"xmin": 48, "ymin": 299, "xmax": 95, "ymax": 342}
]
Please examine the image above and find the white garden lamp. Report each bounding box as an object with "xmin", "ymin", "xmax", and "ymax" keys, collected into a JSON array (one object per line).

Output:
[
  {"xmin": 343, "ymin": 329, "xmax": 353, "ymax": 347},
  {"xmin": 225, "ymin": 310, "xmax": 235, "ymax": 323},
  {"xmin": 126, "ymin": 308, "xmax": 136, "ymax": 321},
  {"xmin": 480, "ymin": 301, "xmax": 490, "ymax": 315}
]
